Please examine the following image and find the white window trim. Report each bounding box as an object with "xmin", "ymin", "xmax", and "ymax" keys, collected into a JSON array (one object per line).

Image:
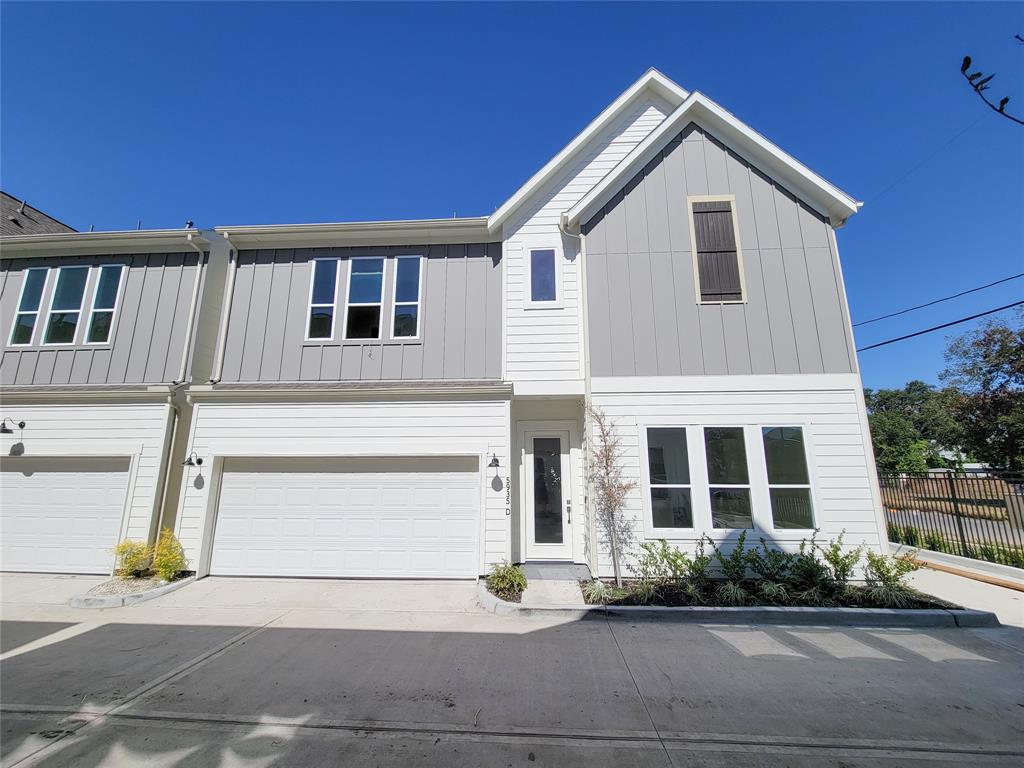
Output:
[
  {"xmin": 389, "ymin": 255, "xmax": 424, "ymax": 341},
  {"xmin": 7, "ymin": 266, "xmax": 50, "ymax": 347},
  {"xmin": 761, "ymin": 424, "xmax": 818, "ymax": 533},
  {"xmin": 304, "ymin": 257, "xmax": 341, "ymax": 342},
  {"xmin": 687, "ymin": 194, "xmax": 747, "ymax": 305},
  {"xmin": 82, "ymin": 264, "xmax": 126, "ymax": 346},
  {"xmin": 342, "ymin": 256, "xmax": 385, "ymax": 341},
  {"xmin": 640, "ymin": 425, "xmax": 700, "ymax": 535},
  {"xmin": 41, "ymin": 265, "xmax": 91, "ymax": 346},
  {"xmin": 525, "ymin": 246, "xmax": 563, "ymax": 309}
]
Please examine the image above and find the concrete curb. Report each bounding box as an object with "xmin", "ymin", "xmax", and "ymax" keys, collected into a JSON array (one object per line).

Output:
[
  {"xmin": 475, "ymin": 582, "xmax": 999, "ymax": 627},
  {"xmin": 69, "ymin": 576, "xmax": 196, "ymax": 609}
]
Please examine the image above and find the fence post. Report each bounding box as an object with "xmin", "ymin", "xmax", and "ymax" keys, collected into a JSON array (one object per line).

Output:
[{"xmin": 945, "ymin": 472, "xmax": 970, "ymax": 558}]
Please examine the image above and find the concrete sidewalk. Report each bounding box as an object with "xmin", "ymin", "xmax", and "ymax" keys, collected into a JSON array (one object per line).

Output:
[{"xmin": 909, "ymin": 567, "xmax": 1024, "ymax": 628}]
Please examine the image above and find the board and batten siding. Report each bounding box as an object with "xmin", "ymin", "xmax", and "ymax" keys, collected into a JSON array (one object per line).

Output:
[
  {"xmin": 175, "ymin": 399, "xmax": 512, "ymax": 574},
  {"xmin": 0, "ymin": 253, "xmax": 205, "ymax": 386},
  {"xmin": 583, "ymin": 123, "xmax": 858, "ymax": 378},
  {"xmin": 218, "ymin": 244, "xmax": 501, "ymax": 383},
  {"xmin": 0, "ymin": 402, "xmax": 173, "ymax": 544},
  {"xmin": 503, "ymin": 94, "xmax": 674, "ymax": 387},
  {"xmin": 588, "ymin": 375, "xmax": 885, "ymax": 577}
]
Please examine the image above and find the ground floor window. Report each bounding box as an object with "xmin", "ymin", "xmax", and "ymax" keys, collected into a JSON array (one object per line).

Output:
[
  {"xmin": 646, "ymin": 427, "xmax": 693, "ymax": 528},
  {"xmin": 762, "ymin": 426, "xmax": 814, "ymax": 529},
  {"xmin": 704, "ymin": 427, "xmax": 753, "ymax": 529}
]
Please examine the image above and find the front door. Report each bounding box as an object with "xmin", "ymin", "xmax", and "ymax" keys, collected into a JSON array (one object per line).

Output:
[{"xmin": 525, "ymin": 431, "xmax": 572, "ymax": 560}]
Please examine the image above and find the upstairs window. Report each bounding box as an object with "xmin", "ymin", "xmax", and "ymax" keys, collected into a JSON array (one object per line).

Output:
[
  {"xmin": 762, "ymin": 426, "xmax": 815, "ymax": 529},
  {"xmin": 85, "ymin": 265, "xmax": 123, "ymax": 344},
  {"xmin": 9, "ymin": 267, "xmax": 48, "ymax": 346},
  {"xmin": 704, "ymin": 427, "xmax": 753, "ymax": 529},
  {"xmin": 690, "ymin": 197, "xmax": 745, "ymax": 303},
  {"xmin": 345, "ymin": 257, "xmax": 384, "ymax": 339},
  {"xmin": 529, "ymin": 248, "xmax": 557, "ymax": 303},
  {"xmin": 43, "ymin": 266, "xmax": 89, "ymax": 344},
  {"xmin": 307, "ymin": 259, "xmax": 338, "ymax": 340},
  {"xmin": 392, "ymin": 256, "xmax": 422, "ymax": 338}
]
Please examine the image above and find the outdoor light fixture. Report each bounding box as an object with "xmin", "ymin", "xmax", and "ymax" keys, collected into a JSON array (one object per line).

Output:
[
  {"xmin": 0, "ymin": 418, "xmax": 25, "ymax": 434},
  {"xmin": 488, "ymin": 454, "xmax": 500, "ymax": 468},
  {"xmin": 182, "ymin": 452, "xmax": 204, "ymax": 467}
]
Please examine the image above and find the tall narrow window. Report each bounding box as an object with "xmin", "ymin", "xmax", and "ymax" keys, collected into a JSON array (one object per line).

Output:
[
  {"xmin": 85, "ymin": 265, "xmax": 123, "ymax": 343},
  {"xmin": 9, "ymin": 267, "xmax": 48, "ymax": 346},
  {"xmin": 704, "ymin": 427, "xmax": 753, "ymax": 529},
  {"xmin": 43, "ymin": 266, "xmax": 89, "ymax": 344},
  {"xmin": 345, "ymin": 257, "xmax": 384, "ymax": 339},
  {"xmin": 307, "ymin": 259, "xmax": 338, "ymax": 340},
  {"xmin": 762, "ymin": 427, "xmax": 814, "ymax": 529},
  {"xmin": 646, "ymin": 428, "xmax": 693, "ymax": 528},
  {"xmin": 690, "ymin": 197, "xmax": 744, "ymax": 303},
  {"xmin": 392, "ymin": 256, "xmax": 421, "ymax": 338},
  {"xmin": 529, "ymin": 248, "xmax": 557, "ymax": 302}
]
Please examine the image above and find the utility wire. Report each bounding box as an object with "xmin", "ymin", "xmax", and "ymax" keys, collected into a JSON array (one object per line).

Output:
[
  {"xmin": 853, "ymin": 272, "xmax": 1024, "ymax": 327},
  {"xmin": 857, "ymin": 301, "xmax": 1024, "ymax": 352}
]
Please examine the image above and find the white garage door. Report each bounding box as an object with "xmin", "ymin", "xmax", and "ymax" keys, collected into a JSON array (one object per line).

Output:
[
  {"xmin": 210, "ymin": 456, "xmax": 481, "ymax": 578},
  {"xmin": 0, "ymin": 457, "xmax": 130, "ymax": 574}
]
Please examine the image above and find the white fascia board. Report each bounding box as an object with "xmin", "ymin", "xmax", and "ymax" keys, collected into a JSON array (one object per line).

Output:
[
  {"xmin": 0, "ymin": 385, "xmax": 175, "ymax": 404},
  {"xmin": 187, "ymin": 382, "xmax": 514, "ymax": 403},
  {"xmin": 0, "ymin": 230, "xmax": 210, "ymax": 259},
  {"xmin": 565, "ymin": 92, "xmax": 863, "ymax": 231},
  {"xmin": 486, "ymin": 68, "xmax": 689, "ymax": 235},
  {"xmin": 590, "ymin": 373, "xmax": 863, "ymax": 394},
  {"xmin": 215, "ymin": 218, "xmax": 495, "ymax": 249}
]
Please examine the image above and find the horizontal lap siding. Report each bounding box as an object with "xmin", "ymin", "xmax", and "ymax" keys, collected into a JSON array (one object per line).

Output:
[
  {"xmin": 176, "ymin": 399, "xmax": 512, "ymax": 572},
  {"xmin": 0, "ymin": 403, "xmax": 170, "ymax": 542},
  {"xmin": 0, "ymin": 253, "xmax": 203, "ymax": 386},
  {"xmin": 504, "ymin": 96, "xmax": 672, "ymax": 386},
  {"xmin": 588, "ymin": 380, "xmax": 883, "ymax": 577}
]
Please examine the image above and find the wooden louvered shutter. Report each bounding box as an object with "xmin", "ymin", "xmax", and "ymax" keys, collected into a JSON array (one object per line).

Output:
[{"xmin": 693, "ymin": 200, "xmax": 742, "ymax": 302}]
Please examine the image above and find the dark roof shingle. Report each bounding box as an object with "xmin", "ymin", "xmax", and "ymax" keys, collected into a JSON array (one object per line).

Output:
[{"xmin": 1, "ymin": 191, "xmax": 75, "ymax": 236}]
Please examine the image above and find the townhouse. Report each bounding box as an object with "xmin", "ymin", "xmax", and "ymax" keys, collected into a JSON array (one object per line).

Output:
[{"xmin": 0, "ymin": 69, "xmax": 887, "ymax": 579}]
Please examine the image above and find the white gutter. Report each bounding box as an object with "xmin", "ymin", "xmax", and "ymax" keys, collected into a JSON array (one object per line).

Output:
[
  {"xmin": 210, "ymin": 232, "xmax": 239, "ymax": 383},
  {"xmin": 175, "ymin": 231, "xmax": 207, "ymax": 384},
  {"xmin": 0, "ymin": 229, "xmax": 210, "ymax": 258}
]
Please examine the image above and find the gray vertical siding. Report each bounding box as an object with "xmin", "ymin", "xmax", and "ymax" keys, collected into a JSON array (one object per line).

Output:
[
  {"xmin": 583, "ymin": 123, "xmax": 857, "ymax": 377},
  {"xmin": 0, "ymin": 253, "xmax": 204, "ymax": 386},
  {"xmin": 218, "ymin": 242, "xmax": 502, "ymax": 383}
]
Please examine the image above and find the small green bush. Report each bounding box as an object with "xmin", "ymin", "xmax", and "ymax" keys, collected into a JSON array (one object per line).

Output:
[
  {"xmin": 758, "ymin": 580, "xmax": 789, "ymax": 604},
  {"xmin": 789, "ymin": 535, "xmax": 832, "ymax": 591},
  {"xmin": 113, "ymin": 539, "xmax": 152, "ymax": 578},
  {"xmin": 923, "ymin": 531, "xmax": 947, "ymax": 553},
  {"xmin": 710, "ymin": 531, "xmax": 750, "ymax": 582},
  {"xmin": 486, "ymin": 561, "xmax": 527, "ymax": 601},
  {"xmin": 747, "ymin": 538, "xmax": 795, "ymax": 582},
  {"xmin": 887, "ymin": 522, "xmax": 903, "ymax": 543},
  {"xmin": 864, "ymin": 550, "xmax": 919, "ymax": 588},
  {"xmin": 902, "ymin": 525, "xmax": 920, "ymax": 547},
  {"xmin": 633, "ymin": 539, "xmax": 690, "ymax": 583},
  {"xmin": 716, "ymin": 580, "xmax": 749, "ymax": 606},
  {"xmin": 582, "ymin": 579, "xmax": 612, "ymax": 604},
  {"xmin": 816, "ymin": 531, "xmax": 864, "ymax": 586},
  {"xmin": 152, "ymin": 528, "xmax": 188, "ymax": 582}
]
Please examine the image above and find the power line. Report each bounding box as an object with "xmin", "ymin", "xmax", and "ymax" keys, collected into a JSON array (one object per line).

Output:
[
  {"xmin": 857, "ymin": 301, "xmax": 1024, "ymax": 352},
  {"xmin": 853, "ymin": 272, "xmax": 1024, "ymax": 327}
]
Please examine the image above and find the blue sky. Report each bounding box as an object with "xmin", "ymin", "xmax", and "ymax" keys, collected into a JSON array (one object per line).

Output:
[{"xmin": 2, "ymin": 2, "xmax": 1022, "ymax": 389}]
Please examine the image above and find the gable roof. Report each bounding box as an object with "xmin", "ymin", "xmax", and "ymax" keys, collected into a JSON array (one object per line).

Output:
[
  {"xmin": 1, "ymin": 191, "xmax": 75, "ymax": 236},
  {"xmin": 486, "ymin": 68, "xmax": 688, "ymax": 235},
  {"xmin": 563, "ymin": 91, "xmax": 862, "ymax": 231}
]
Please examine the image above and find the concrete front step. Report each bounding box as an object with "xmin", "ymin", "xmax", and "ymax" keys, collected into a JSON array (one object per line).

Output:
[{"xmin": 520, "ymin": 579, "xmax": 585, "ymax": 605}]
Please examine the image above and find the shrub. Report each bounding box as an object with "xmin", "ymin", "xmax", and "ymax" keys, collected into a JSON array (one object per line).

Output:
[
  {"xmin": 486, "ymin": 561, "xmax": 527, "ymax": 601},
  {"xmin": 789, "ymin": 535, "xmax": 832, "ymax": 591},
  {"xmin": 746, "ymin": 538, "xmax": 794, "ymax": 582},
  {"xmin": 716, "ymin": 580, "xmax": 749, "ymax": 605},
  {"xmin": 816, "ymin": 532, "xmax": 864, "ymax": 586},
  {"xmin": 687, "ymin": 537, "xmax": 712, "ymax": 584},
  {"xmin": 902, "ymin": 525, "xmax": 920, "ymax": 547},
  {"xmin": 582, "ymin": 579, "xmax": 612, "ymax": 604},
  {"xmin": 710, "ymin": 531, "xmax": 750, "ymax": 582},
  {"xmin": 923, "ymin": 531, "xmax": 947, "ymax": 553},
  {"xmin": 633, "ymin": 539, "xmax": 690, "ymax": 583},
  {"xmin": 113, "ymin": 539, "xmax": 152, "ymax": 578},
  {"xmin": 863, "ymin": 550, "xmax": 919, "ymax": 608},
  {"xmin": 758, "ymin": 580, "xmax": 789, "ymax": 604},
  {"xmin": 630, "ymin": 580, "xmax": 658, "ymax": 605},
  {"xmin": 887, "ymin": 522, "xmax": 903, "ymax": 543},
  {"xmin": 151, "ymin": 528, "xmax": 189, "ymax": 582}
]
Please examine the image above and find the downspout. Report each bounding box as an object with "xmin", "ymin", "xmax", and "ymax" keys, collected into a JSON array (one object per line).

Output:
[
  {"xmin": 153, "ymin": 390, "xmax": 183, "ymax": 540},
  {"xmin": 210, "ymin": 231, "xmax": 239, "ymax": 383}
]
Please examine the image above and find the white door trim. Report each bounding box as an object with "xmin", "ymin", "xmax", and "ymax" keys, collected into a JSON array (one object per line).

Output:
[{"xmin": 518, "ymin": 421, "xmax": 578, "ymax": 562}]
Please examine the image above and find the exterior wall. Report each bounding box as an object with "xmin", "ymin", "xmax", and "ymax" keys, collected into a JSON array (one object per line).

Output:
[
  {"xmin": 0, "ymin": 253, "xmax": 205, "ymax": 386},
  {"xmin": 0, "ymin": 402, "xmax": 173, "ymax": 546},
  {"xmin": 587, "ymin": 374, "xmax": 886, "ymax": 577},
  {"xmin": 503, "ymin": 94, "xmax": 673, "ymax": 391},
  {"xmin": 218, "ymin": 243, "xmax": 501, "ymax": 383},
  {"xmin": 174, "ymin": 397, "xmax": 512, "ymax": 574},
  {"xmin": 584, "ymin": 123, "xmax": 858, "ymax": 377}
]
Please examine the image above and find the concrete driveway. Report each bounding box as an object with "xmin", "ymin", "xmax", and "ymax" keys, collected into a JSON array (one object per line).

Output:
[{"xmin": 1, "ymin": 573, "xmax": 1023, "ymax": 767}]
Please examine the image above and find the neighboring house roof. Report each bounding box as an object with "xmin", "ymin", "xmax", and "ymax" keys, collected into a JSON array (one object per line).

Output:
[
  {"xmin": 564, "ymin": 91, "xmax": 862, "ymax": 230},
  {"xmin": 0, "ymin": 228, "xmax": 208, "ymax": 258},
  {"xmin": 0, "ymin": 191, "xmax": 75, "ymax": 235},
  {"xmin": 486, "ymin": 68, "xmax": 689, "ymax": 235}
]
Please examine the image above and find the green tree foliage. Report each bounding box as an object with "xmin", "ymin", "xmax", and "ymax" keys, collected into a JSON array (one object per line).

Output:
[{"xmin": 867, "ymin": 408, "xmax": 937, "ymax": 473}]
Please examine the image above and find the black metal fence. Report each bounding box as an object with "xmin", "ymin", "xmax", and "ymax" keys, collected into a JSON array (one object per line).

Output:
[{"xmin": 879, "ymin": 472, "xmax": 1024, "ymax": 569}]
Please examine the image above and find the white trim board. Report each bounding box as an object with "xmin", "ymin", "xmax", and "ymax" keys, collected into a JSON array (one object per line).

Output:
[{"xmin": 590, "ymin": 373, "xmax": 863, "ymax": 394}]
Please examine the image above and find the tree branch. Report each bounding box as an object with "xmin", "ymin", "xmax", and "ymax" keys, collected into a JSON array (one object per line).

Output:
[{"xmin": 961, "ymin": 52, "xmax": 1024, "ymax": 127}]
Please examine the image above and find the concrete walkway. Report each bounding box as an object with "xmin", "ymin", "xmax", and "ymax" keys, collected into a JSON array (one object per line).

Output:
[{"xmin": 909, "ymin": 568, "xmax": 1024, "ymax": 627}]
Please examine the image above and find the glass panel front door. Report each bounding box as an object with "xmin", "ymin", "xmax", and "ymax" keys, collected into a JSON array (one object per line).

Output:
[{"xmin": 525, "ymin": 431, "xmax": 572, "ymax": 560}]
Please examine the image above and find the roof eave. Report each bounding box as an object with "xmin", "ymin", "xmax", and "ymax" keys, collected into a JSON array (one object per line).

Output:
[
  {"xmin": 215, "ymin": 217, "xmax": 496, "ymax": 249},
  {"xmin": 0, "ymin": 230, "xmax": 209, "ymax": 258}
]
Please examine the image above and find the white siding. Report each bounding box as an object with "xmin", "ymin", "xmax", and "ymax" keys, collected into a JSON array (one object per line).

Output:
[
  {"xmin": 503, "ymin": 95, "xmax": 672, "ymax": 389},
  {"xmin": 587, "ymin": 374, "xmax": 886, "ymax": 576},
  {"xmin": 0, "ymin": 402, "xmax": 171, "ymax": 545},
  {"xmin": 175, "ymin": 398, "xmax": 511, "ymax": 574}
]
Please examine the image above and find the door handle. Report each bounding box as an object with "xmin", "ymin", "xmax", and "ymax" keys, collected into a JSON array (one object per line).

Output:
[{"xmin": 567, "ymin": 499, "xmax": 571, "ymax": 525}]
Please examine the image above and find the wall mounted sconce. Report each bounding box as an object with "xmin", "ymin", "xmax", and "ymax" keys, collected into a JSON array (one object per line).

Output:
[
  {"xmin": 0, "ymin": 418, "xmax": 26, "ymax": 435},
  {"xmin": 182, "ymin": 452, "xmax": 204, "ymax": 467},
  {"xmin": 488, "ymin": 454, "xmax": 500, "ymax": 469}
]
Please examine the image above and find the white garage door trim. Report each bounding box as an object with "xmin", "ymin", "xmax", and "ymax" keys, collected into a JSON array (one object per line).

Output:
[
  {"xmin": 0, "ymin": 456, "xmax": 133, "ymax": 574},
  {"xmin": 208, "ymin": 455, "xmax": 484, "ymax": 579}
]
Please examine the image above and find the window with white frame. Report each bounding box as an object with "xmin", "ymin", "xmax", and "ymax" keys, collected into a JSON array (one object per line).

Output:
[
  {"xmin": 307, "ymin": 259, "xmax": 338, "ymax": 340},
  {"xmin": 529, "ymin": 248, "xmax": 557, "ymax": 303},
  {"xmin": 85, "ymin": 265, "xmax": 124, "ymax": 344},
  {"xmin": 703, "ymin": 427, "xmax": 753, "ymax": 529},
  {"xmin": 392, "ymin": 256, "xmax": 421, "ymax": 338},
  {"xmin": 345, "ymin": 257, "xmax": 384, "ymax": 339},
  {"xmin": 9, "ymin": 267, "xmax": 49, "ymax": 346},
  {"xmin": 43, "ymin": 266, "xmax": 89, "ymax": 344},
  {"xmin": 762, "ymin": 426, "xmax": 815, "ymax": 529},
  {"xmin": 646, "ymin": 427, "xmax": 693, "ymax": 528}
]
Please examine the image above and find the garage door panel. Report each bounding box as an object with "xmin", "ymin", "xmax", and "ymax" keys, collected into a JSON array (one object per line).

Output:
[{"xmin": 211, "ymin": 459, "xmax": 481, "ymax": 578}]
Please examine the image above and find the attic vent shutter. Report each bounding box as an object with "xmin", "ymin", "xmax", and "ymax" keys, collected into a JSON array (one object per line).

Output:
[{"xmin": 693, "ymin": 200, "xmax": 742, "ymax": 302}]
